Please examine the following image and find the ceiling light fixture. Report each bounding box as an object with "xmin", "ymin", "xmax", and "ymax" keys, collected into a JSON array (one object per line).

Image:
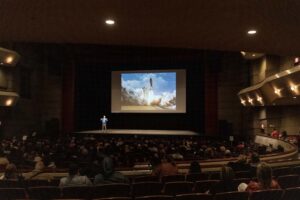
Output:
[
  {"xmin": 247, "ymin": 30, "xmax": 257, "ymax": 35},
  {"xmin": 105, "ymin": 19, "xmax": 115, "ymax": 25},
  {"xmin": 286, "ymin": 70, "xmax": 291, "ymax": 74},
  {"xmin": 240, "ymin": 99, "xmax": 246, "ymax": 106},
  {"xmin": 240, "ymin": 51, "xmax": 246, "ymax": 56},
  {"xmin": 290, "ymin": 84, "xmax": 299, "ymax": 93},
  {"xmin": 274, "ymin": 88, "xmax": 281, "ymax": 96},
  {"xmin": 5, "ymin": 99, "xmax": 13, "ymax": 106},
  {"xmin": 5, "ymin": 56, "xmax": 14, "ymax": 64},
  {"xmin": 275, "ymin": 74, "xmax": 280, "ymax": 78}
]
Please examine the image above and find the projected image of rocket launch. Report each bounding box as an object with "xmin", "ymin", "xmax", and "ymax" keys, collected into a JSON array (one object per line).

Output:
[{"xmin": 121, "ymin": 72, "xmax": 176, "ymax": 111}]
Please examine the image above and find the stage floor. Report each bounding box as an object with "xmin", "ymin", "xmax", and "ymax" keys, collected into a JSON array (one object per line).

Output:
[{"xmin": 74, "ymin": 129, "xmax": 198, "ymax": 136}]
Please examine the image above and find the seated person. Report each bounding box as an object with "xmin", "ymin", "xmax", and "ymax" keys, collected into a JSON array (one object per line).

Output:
[
  {"xmin": 246, "ymin": 162, "xmax": 280, "ymax": 192},
  {"xmin": 0, "ymin": 163, "xmax": 19, "ymax": 180},
  {"xmin": 214, "ymin": 166, "xmax": 236, "ymax": 193},
  {"xmin": 60, "ymin": 163, "xmax": 92, "ymax": 187},
  {"xmin": 188, "ymin": 161, "xmax": 202, "ymax": 174},
  {"xmin": 151, "ymin": 155, "xmax": 178, "ymax": 179},
  {"xmin": 94, "ymin": 157, "xmax": 128, "ymax": 185}
]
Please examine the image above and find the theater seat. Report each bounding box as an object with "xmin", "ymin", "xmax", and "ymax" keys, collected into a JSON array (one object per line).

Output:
[
  {"xmin": 29, "ymin": 186, "xmax": 61, "ymax": 199},
  {"xmin": 61, "ymin": 186, "xmax": 91, "ymax": 199},
  {"xmin": 278, "ymin": 175, "xmax": 299, "ymax": 189},
  {"xmin": 235, "ymin": 171, "xmax": 251, "ymax": 179},
  {"xmin": 215, "ymin": 191, "xmax": 249, "ymax": 200},
  {"xmin": 273, "ymin": 167, "xmax": 291, "ymax": 177},
  {"xmin": 186, "ymin": 173, "xmax": 209, "ymax": 182},
  {"xmin": 282, "ymin": 187, "xmax": 300, "ymax": 200},
  {"xmin": 175, "ymin": 193, "xmax": 213, "ymax": 200},
  {"xmin": 132, "ymin": 182, "xmax": 163, "ymax": 197},
  {"xmin": 0, "ymin": 188, "xmax": 26, "ymax": 200},
  {"xmin": 161, "ymin": 175, "xmax": 185, "ymax": 183},
  {"xmin": 134, "ymin": 176, "xmax": 159, "ymax": 183},
  {"xmin": 194, "ymin": 180, "xmax": 219, "ymax": 194},
  {"xmin": 93, "ymin": 198, "xmax": 132, "ymax": 200},
  {"xmin": 92, "ymin": 184, "xmax": 130, "ymax": 198},
  {"xmin": 209, "ymin": 172, "xmax": 220, "ymax": 180},
  {"xmin": 250, "ymin": 189, "xmax": 283, "ymax": 200},
  {"xmin": 0, "ymin": 180, "xmax": 22, "ymax": 188},
  {"xmin": 293, "ymin": 166, "xmax": 300, "ymax": 176},
  {"xmin": 163, "ymin": 181, "xmax": 194, "ymax": 196},
  {"xmin": 135, "ymin": 195, "xmax": 173, "ymax": 200}
]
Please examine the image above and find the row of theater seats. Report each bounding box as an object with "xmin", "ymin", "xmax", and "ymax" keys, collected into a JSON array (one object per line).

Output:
[
  {"xmin": 1, "ymin": 187, "xmax": 300, "ymax": 200},
  {"xmin": 134, "ymin": 166, "xmax": 300, "ymax": 183}
]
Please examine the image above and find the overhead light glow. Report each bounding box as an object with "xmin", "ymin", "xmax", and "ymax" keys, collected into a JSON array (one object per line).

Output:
[
  {"xmin": 275, "ymin": 74, "xmax": 280, "ymax": 78},
  {"xmin": 5, "ymin": 56, "xmax": 14, "ymax": 64},
  {"xmin": 240, "ymin": 51, "xmax": 246, "ymax": 56},
  {"xmin": 5, "ymin": 99, "xmax": 13, "ymax": 106},
  {"xmin": 247, "ymin": 30, "xmax": 257, "ymax": 35},
  {"xmin": 240, "ymin": 99, "xmax": 246, "ymax": 106},
  {"xmin": 293, "ymin": 96, "xmax": 297, "ymax": 99},
  {"xmin": 274, "ymin": 88, "xmax": 281, "ymax": 96},
  {"xmin": 248, "ymin": 97, "xmax": 253, "ymax": 105},
  {"xmin": 290, "ymin": 84, "xmax": 299, "ymax": 94},
  {"xmin": 105, "ymin": 19, "xmax": 115, "ymax": 25},
  {"xmin": 286, "ymin": 70, "xmax": 291, "ymax": 74},
  {"xmin": 252, "ymin": 54, "xmax": 256, "ymax": 57},
  {"xmin": 257, "ymin": 96, "xmax": 262, "ymax": 102}
]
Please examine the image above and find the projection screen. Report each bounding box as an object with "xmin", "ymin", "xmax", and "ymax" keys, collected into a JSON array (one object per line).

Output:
[{"xmin": 111, "ymin": 69, "xmax": 186, "ymax": 113}]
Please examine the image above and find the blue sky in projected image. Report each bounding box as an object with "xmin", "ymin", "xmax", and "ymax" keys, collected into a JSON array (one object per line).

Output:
[{"xmin": 122, "ymin": 72, "xmax": 176, "ymax": 95}]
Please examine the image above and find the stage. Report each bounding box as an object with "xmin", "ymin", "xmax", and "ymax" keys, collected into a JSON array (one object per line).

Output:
[{"xmin": 74, "ymin": 129, "xmax": 198, "ymax": 136}]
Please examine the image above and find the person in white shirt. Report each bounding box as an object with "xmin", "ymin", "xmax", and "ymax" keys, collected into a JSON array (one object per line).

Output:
[{"xmin": 59, "ymin": 164, "xmax": 92, "ymax": 187}]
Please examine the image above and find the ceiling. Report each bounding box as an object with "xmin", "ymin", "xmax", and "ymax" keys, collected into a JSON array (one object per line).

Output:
[{"xmin": 1, "ymin": 0, "xmax": 300, "ymax": 55}]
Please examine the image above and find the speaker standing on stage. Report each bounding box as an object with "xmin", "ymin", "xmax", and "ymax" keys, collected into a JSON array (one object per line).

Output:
[{"xmin": 100, "ymin": 115, "xmax": 108, "ymax": 132}]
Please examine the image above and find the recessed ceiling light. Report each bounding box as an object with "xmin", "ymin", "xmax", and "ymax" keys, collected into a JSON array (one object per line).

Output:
[
  {"xmin": 293, "ymin": 96, "xmax": 297, "ymax": 99},
  {"xmin": 252, "ymin": 54, "xmax": 256, "ymax": 57},
  {"xmin": 5, "ymin": 99, "xmax": 13, "ymax": 106},
  {"xmin": 240, "ymin": 51, "xmax": 246, "ymax": 56},
  {"xmin": 105, "ymin": 19, "xmax": 115, "ymax": 25},
  {"xmin": 5, "ymin": 56, "xmax": 13, "ymax": 64},
  {"xmin": 247, "ymin": 30, "xmax": 257, "ymax": 35}
]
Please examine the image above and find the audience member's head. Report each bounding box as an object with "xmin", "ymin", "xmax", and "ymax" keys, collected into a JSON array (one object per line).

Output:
[
  {"xmin": 256, "ymin": 162, "xmax": 272, "ymax": 189},
  {"xmin": 188, "ymin": 161, "xmax": 201, "ymax": 174},
  {"xmin": 69, "ymin": 163, "xmax": 79, "ymax": 176},
  {"xmin": 250, "ymin": 153, "xmax": 260, "ymax": 164},
  {"xmin": 102, "ymin": 157, "xmax": 115, "ymax": 177},
  {"xmin": 4, "ymin": 163, "xmax": 18, "ymax": 180}
]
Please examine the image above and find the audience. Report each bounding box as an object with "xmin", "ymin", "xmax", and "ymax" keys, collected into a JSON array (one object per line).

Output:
[
  {"xmin": 246, "ymin": 162, "xmax": 280, "ymax": 192},
  {"xmin": 59, "ymin": 163, "xmax": 92, "ymax": 187},
  {"xmin": 94, "ymin": 157, "xmax": 128, "ymax": 185}
]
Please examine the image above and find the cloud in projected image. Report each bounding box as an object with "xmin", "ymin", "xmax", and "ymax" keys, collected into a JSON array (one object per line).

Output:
[{"xmin": 121, "ymin": 72, "xmax": 176, "ymax": 110}]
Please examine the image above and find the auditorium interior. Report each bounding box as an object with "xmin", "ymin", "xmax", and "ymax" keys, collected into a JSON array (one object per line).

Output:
[{"xmin": 0, "ymin": 1, "xmax": 300, "ymax": 200}]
